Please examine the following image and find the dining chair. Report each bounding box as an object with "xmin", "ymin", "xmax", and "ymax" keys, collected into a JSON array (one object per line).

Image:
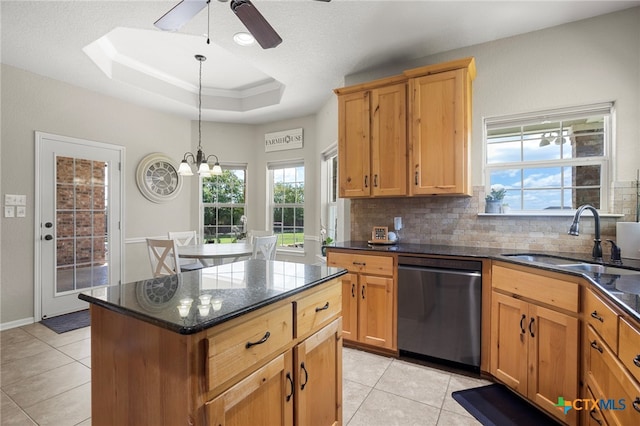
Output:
[
  {"xmin": 168, "ymin": 231, "xmax": 203, "ymax": 270},
  {"xmin": 247, "ymin": 229, "xmax": 273, "ymax": 245},
  {"xmin": 146, "ymin": 238, "xmax": 182, "ymax": 277},
  {"xmin": 252, "ymin": 235, "xmax": 278, "ymax": 260}
]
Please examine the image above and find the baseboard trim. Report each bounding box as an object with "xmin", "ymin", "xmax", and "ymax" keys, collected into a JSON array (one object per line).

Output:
[{"xmin": 1, "ymin": 317, "xmax": 35, "ymax": 331}]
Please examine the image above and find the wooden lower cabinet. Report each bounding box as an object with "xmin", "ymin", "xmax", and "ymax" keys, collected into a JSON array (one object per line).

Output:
[
  {"xmin": 327, "ymin": 251, "xmax": 396, "ymax": 352},
  {"xmin": 491, "ymin": 263, "xmax": 580, "ymax": 425},
  {"xmin": 208, "ymin": 319, "xmax": 343, "ymax": 426},
  {"xmin": 207, "ymin": 351, "xmax": 294, "ymax": 426}
]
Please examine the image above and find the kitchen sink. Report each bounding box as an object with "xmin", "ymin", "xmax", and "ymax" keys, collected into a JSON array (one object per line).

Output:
[{"xmin": 556, "ymin": 263, "xmax": 640, "ymax": 276}]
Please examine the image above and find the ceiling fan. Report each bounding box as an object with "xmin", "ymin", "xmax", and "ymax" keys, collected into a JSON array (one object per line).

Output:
[{"xmin": 154, "ymin": 0, "xmax": 331, "ymax": 49}]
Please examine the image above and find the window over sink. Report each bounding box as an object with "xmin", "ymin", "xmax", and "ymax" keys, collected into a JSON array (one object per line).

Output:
[{"xmin": 484, "ymin": 103, "xmax": 613, "ymax": 213}]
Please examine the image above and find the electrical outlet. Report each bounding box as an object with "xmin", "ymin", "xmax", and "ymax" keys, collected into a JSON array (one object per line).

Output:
[
  {"xmin": 4, "ymin": 206, "xmax": 15, "ymax": 217},
  {"xmin": 16, "ymin": 206, "xmax": 26, "ymax": 218}
]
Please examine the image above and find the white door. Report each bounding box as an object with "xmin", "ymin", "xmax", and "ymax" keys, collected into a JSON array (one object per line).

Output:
[{"xmin": 36, "ymin": 132, "xmax": 123, "ymax": 319}]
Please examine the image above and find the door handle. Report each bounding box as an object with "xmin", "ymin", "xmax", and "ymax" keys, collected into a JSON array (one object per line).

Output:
[
  {"xmin": 44, "ymin": 235, "xmax": 53, "ymax": 241},
  {"xmin": 45, "ymin": 222, "xmax": 53, "ymax": 228}
]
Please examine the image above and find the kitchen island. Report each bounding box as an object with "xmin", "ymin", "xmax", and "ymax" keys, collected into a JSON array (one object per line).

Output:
[{"xmin": 79, "ymin": 259, "xmax": 346, "ymax": 426}]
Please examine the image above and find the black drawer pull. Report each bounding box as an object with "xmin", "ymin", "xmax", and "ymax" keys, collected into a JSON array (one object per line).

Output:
[
  {"xmin": 300, "ymin": 362, "xmax": 309, "ymax": 391},
  {"xmin": 246, "ymin": 331, "xmax": 271, "ymax": 349},
  {"xmin": 590, "ymin": 340, "xmax": 603, "ymax": 353},
  {"xmin": 633, "ymin": 397, "xmax": 640, "ymax": 413},
  {"xmin": 591, "ymin": 311, "xmax": 604, "ymax": 322},
  {"xmin": 315, "ymin": 302, "xmax": 329, "ymax": 312},
  {"xmin": 634, "ymin": 354, "xmax": 640, "ymax": 368},
  {"xmin": 352, "ymin": 261, "xmax": 366, "ymax": 266},
  {"xmin": 285, "ymin": 372, "xmax": 294, "ymax": 402},
  {"xmin": 589, "ymin": 408, "xmax": 602, "ymax": 425}
]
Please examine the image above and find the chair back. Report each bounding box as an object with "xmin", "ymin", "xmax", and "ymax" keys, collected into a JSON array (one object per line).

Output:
[
  {"xmin": 252, "ymin": 235, "xmax": 278, "ymax": 260},
  {"xmin": 147, "ymin": 238, "xmax": 181, "ymax": 277},
  {"xmin": 168, "ymin": 230, "xmax": 198, "ymax": 246},
  {"xmin": 247, "ymin": 230, "xmax": 273, "ymax": 245}
]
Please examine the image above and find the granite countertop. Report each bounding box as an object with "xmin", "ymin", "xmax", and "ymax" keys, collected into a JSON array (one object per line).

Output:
[
  {"xmin": 79, "ymin": 259, "xmax": 347, "ymax": 335},
  {"xmin": 328, "ymin": 241, "xmax": 640, "ymax": 321}
]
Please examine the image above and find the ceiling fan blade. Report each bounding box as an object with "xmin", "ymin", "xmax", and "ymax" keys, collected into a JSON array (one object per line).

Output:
[
  {"xmin": 154, "ymin": 0, "xmax": 209, "ymax": 31},
  {"xmin": 230, "ymin": 0, "xmax": 282, "ymax": 49}
]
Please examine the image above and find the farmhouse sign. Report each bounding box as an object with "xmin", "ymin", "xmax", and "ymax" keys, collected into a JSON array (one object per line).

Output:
[{"xmin": 265, "ymin": 128, "xmax": 303, "ymax": 152}]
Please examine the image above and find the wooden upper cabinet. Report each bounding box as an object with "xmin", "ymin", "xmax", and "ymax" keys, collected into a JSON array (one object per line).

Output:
[
  {"xmin": 338, "ymin": 91, "xmax": 371, "ymax": 198},
  {"xmin": 337, "ymin": 83, "xmax": 407, "ymax": 198},
  {"xmin": 335, "ymin": 57, "xmax": 475, "ymax": 198},
  {"xmin": 408, "ymin": 66, "xmax": 473, "ymax": 196}
]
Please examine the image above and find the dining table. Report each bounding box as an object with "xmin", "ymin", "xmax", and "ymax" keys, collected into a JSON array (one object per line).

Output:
[{"xmin": 177, "ymin": 242, "xmax": 253, "ymax": 267}]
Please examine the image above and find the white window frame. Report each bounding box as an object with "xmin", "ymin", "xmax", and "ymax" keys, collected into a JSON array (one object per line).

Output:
[
  {"xmin": 321, "ymin": 145, "xmax": 338, "ymax": 244},
  {"xmin": 483, "ymin": 102, "xmax": 614, "ymax": 214},
  {"xmin": 268, "ymin": 159, "xmax": 305, "ymax": 253},
  {"xmin": 200, "ymin": 163, "xmax": 248, "ymax": 243}
]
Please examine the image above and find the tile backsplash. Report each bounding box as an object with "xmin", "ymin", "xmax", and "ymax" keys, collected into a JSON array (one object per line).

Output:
[{"xmin": 350, "ymin": 181, "xmax": 638, "ymax": 255}]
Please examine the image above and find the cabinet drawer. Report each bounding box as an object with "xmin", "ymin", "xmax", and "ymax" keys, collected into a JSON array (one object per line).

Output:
[
  {"xmin": 585, "ymin": 289, "xmax": 619, "ymax": 352},
  {"xmin": 296, "ymin": 281, "xmax": 342, "ymax": 340},
  {"xmin": 619, "ymin": 318, "xmax": 640, "ymax": 384},
  {"xmin": 206, "ymin": 304, "xmax": 293, "ymax": 391},
  {"xmin": 586, "ymin": 326, "xmax": 640, "ymax": 426},
  {"xmin": 492, "ymin": 265, "xmax": 579, "ymax": 312},
  {"xmin": 327, "ymin": 252, "xmax": 394, "ymax": 276}
]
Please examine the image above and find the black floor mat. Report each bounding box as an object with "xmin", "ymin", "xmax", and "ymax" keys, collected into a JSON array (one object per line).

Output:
[
  {"xmin": 452, "ymin": 383, "xmax": 562, "ymax": 426},
  {"xmin": 40, "ymin": 309, "xmax": 90, "ymax": 334}
]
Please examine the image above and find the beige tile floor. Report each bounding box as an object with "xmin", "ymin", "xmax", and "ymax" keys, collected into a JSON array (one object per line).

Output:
[{"xmin": 1, "ymin": 322, "xmax": 489, "ymax": 425}]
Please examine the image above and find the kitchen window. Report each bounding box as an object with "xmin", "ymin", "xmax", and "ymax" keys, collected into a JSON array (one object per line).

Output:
[
  {"xmin": 201, "ymin": 165, "xmax": 247, "ymax": 243},
  {"xmin": 322, "ymin": 147, "xmax": 338, "ymax": 244},
  {"xmin": 484, "ymin": 103, "xmax": 613, "ymax": 213},
  {"xmin": 269, "ymin": 161, "xmax": 305, "ymax": 250}
]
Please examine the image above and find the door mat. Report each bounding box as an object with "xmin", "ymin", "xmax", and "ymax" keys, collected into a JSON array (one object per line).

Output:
[
  {"xmin": 452, "ymin": 384, "xmax": 562, "ymax": 426},
  {"xmin": 40, "ymin": 309, "xmax": 90, "ymax": 334}
]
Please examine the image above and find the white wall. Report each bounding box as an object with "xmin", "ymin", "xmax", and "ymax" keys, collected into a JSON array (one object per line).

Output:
[{"xmin": 344, "ymin": 7, "xmax": 640, "ymax": 185}]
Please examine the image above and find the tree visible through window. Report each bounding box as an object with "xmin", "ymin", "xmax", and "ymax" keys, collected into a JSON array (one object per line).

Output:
[
  {"xmin": 270, "ymin": 163, "xmax": 304, "ymax": 249},
  {"xmin": 202, "ymin": 166, "xmax": 246, "ymax": 243},
  {"xmin": 485, "ymin": 103, "xmax": 612, "ymax": 212}
]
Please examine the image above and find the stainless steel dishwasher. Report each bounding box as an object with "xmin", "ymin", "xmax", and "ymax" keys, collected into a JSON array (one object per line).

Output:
[{"xmin": 397, "ymin": 256, "xmax": 482, "ymax": 370}]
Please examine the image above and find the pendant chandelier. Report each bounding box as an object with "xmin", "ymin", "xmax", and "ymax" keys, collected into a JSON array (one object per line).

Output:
[{"xmin": 178, "ymin": 54, "xmax": 222, "ymax": 177}]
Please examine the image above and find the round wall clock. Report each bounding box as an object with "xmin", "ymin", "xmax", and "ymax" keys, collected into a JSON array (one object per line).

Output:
[{"xmin": 136, "ymin": 153, "xmax": 183, "ymax": 203}]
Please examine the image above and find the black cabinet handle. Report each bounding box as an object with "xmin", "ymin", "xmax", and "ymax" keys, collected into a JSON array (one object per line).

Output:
[
  {"xmin": 352, "ymin": 261, "xmax": 366, "ymax": 266},
  {"xmin": 246, "ymin": 331, "xmax": 270, "ymax": 349},
  {"xmin": 300, "ymin": 362, "xmax": 309, "ymax": 391},
  {"xmin": 634, "ymin": 354, "xmax": 640, "ymax": 368},
  {"xmin": 315, "ymin": 302, "xmax": 329, "ymax": 312},
  {"xmin": 589, "ymin": 408, "xmax": 603, "ymax": 425},
  {"xmin": 590, "ymin": 340, "xmax": 603, "ymax": 353},
  {"xmin": 285, "ymin": 372, "xmax": 294, "ymax": 402},
  {"xmin": 374, "ymin": 174, "xmax": 378, "ymax": 187},
  {"xmin": 520, "ymin": 314, "xmax": 526, "ymax": 334},
  {"xmin": 364, "ymin": 175, "xmax": 368, "ymax": 188},
  {"xmin": 414, "ymin": 170, "xmax": 419, "ymax": 185},
  {"xmin": 351, "ymin": 283, "xmax": 355, "ymax": 298},
  {"xmin": 529, "ymin": 318, "xmax": 535, "ymax": 338},
  {"xmin": 591, "ymin": 311, "xmax": 604, "ymax": 322},
  {"xmin": 633, "ymin": 397, "xmax": 640, "ymax": 413},
  {"xmin": 361, "ymin": 285, "xmax": 365, "ymax": 299}
]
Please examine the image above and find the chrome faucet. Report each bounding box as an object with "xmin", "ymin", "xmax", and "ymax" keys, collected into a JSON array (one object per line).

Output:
[{"xmin": 568, "ymin": 204, "xmax": 602, "ymax": 262}]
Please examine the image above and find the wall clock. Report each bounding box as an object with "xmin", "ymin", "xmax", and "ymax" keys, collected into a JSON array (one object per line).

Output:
[{"xmin": 136, "ymin": 153, "xmax": 183, "ymax": 203}]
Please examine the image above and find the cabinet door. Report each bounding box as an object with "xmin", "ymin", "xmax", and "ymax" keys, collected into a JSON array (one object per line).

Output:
[
  {"xmin": 341, "ymin": 273, "xmax": 359, "ymax": 343},
  {"xmin": 409, "ymin": 68, "xmax": 469, "ymax": 196},
  {"xmin": 528, "ymin": 304, "xmax": 579, "ymax": 425},
  {"xmin": 338, "ymin": 91, "xmax": 370, "ymax": 198},
  {"xmin": 370, "ymin": 83, "xmax": 407, "ymax": 196},
  {"xmin": 359, "ymin": 274, "xmax": 395, "ymax": 350},
  {"xmin": 207, "ymin": 351, "xmax": 294, "ymax": 426},
  {"xmin": 294, "ymin": 319, "xmax": 343, "ymax": 426},
  {"xmin": 490, "ymin": 292, "xmax": 528, "ymax": 395}
]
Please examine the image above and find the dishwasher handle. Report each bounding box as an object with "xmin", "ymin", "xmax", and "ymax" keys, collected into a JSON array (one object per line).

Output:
[{"xmin": 398, "ymin": 264, "xmax": 481, "ymax": 278}]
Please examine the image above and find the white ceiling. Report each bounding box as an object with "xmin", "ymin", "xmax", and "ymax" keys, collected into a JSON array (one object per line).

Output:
[{"xmin": 2, "ymin": 0, "xmax": 639, "ymax": 124}]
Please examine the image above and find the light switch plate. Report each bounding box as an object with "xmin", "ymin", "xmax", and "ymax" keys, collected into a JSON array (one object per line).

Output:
[
  {"xmin": 4, "ymin": 206, "xmax": 15, "ymax": 217},
  {"xmin": 16, "ymin": 195, "xmax": 26, "ymax": 206},
  {"xmin": 4, "ymin": 194, "xmax": 17, "ymax": 206},
  {"xmin": 16, "ymin": 206, "xmax": 26, "ymax": 217}
]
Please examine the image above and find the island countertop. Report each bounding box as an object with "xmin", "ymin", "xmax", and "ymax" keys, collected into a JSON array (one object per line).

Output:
[{"xmin": 79, "ymin": 259, "xmax": 347, "ymax": 335}]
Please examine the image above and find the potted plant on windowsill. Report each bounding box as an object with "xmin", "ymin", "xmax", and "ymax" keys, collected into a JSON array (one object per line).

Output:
[
  {"xmin": 485, "ymin": 184, "xmax": 506, "ymax": 213},
  {"xmin": 320, "ymin": 226, "xmax": 334, "ymax": 256}
]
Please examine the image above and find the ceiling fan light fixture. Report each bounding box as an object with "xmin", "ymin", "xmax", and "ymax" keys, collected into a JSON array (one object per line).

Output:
[
  {"xmin": 230, "ymin": 0, "xmax": 282, "ymax": 49},
  {"xmin": 233, "ymin": 31, "xmax": 255, "ymax": 46}
]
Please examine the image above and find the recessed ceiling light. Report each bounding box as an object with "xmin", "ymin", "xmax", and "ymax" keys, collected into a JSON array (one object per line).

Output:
[{"xmin": 233, "ymin": 32, "xmax": 255, "ymax": 46}]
